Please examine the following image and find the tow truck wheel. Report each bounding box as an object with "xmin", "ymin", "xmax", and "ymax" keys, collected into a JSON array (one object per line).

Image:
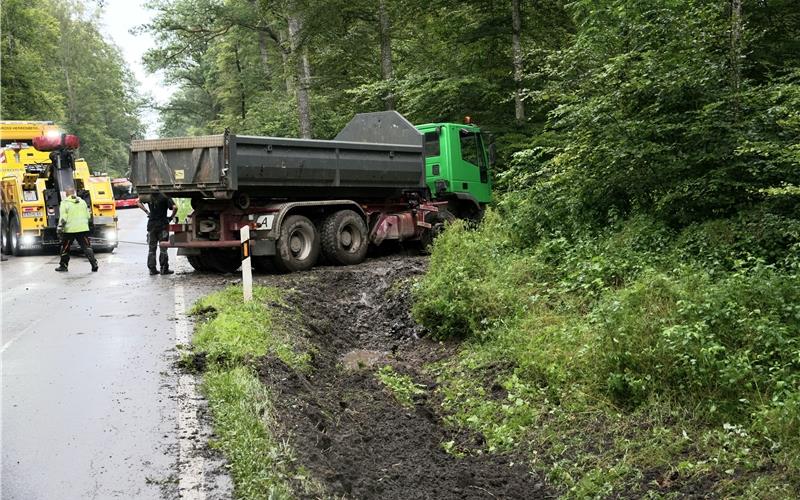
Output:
[
  {"xmin": 204, "ymin": 249, "xmax": 241, "ymax": 274},
  {"xmin": 10, "ymin": 217, "xmax": 24, "ymax": 256},
  {"xmin": 320, "ymin": 210, "xmax": 369, "ymax": 266},
  {"xmin": 274, "ymin": 215, "xmax": 319, "ymax": 273},
  {"xmin": 1, "ymin": 215, "xmax": 9, "ymax": 255}
]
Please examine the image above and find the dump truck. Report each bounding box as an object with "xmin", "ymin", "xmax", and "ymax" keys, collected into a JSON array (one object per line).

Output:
[
  {"xmin": 0, "ymin": 121, "xmax": 118, "ymax": 255},
  {"xmin": 129, "ymin": 111, "xmax": 493, "ymax": 273}
]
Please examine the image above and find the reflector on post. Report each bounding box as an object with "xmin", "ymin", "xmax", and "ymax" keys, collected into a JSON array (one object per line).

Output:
[{"xmin": 240, "ymin": 225, "xmax": 253, "ymax": 302}]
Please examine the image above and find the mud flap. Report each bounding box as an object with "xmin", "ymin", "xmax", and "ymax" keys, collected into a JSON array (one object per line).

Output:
[{"xmin": 252, "ymin": 239, "xmax": 275, "ymax": 256}]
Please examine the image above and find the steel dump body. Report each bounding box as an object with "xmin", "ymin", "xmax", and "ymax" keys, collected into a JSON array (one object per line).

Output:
[{"xmin": 130, "ymin": 111, "xmax": 426, "ymax": 200}]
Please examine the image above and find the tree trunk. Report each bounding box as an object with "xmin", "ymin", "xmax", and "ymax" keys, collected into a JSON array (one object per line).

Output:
[
  {"xmin": 277, "ymin": 30, "xmax": 293, "ymax": 94},
  {"xmin": 378, "ymin": 0, "xmax": 395, "ymax": 110},
  {"xmin": 257, "ymin": 31, "xmax": 271, "ymax": 79},
  {"xmin": 730, "ymin": 0, "xmax": 742, "ymax": 117},
  {"xmin": 511, "ymin": 0, "xmax": 525, "ymax": 124},
  {"xmin": 288, "ymin": 15, "xmax": 313, "ymax": 139},
  {"xmin": 234, "ymin": 44, "xmax": 247, "ymax": 120},
  {"xmin": 248, "ymin": 0, "xmax": 271, "ymax": 79}
]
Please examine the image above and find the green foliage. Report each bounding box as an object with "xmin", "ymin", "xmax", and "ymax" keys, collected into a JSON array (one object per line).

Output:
[
  {"xmin": 1, "ymin": 0, "xmax": 144, "ymax": 176},
  {"xmin": 376, "ymin": 365, "xmax": 426, "ymax": 408},
  {"xmin": 414, "ymin": 197, "xmax": 800, "ymax": 494},
  {"xmin": 191, "ymin": 285, "xmax": 311, "ymax": 370},
  {"xmin": 144, "ymin": 0, "xmax": 567, "ymax": 147},
  {"xmin": 174, "ymin": 198, "xmax": 192, "ymax": 222},
  {"xmin": 593, "ymin": 266, "xmax": 800, "ymax": 429},
  {"xmin": 503, "ymin": 0, "xmax": 800, "ymax": 225},
  {"xmin": 1, "ymin": 0, "xmax": 64, "ymax": 119}
]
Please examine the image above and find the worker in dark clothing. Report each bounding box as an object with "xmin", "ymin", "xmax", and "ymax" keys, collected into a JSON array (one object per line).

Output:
[
  {"xmin": 55, "ymin": 187, "xmax": 98, "ymax": 272},
  {"xmin": 138, "ymin": 191, "xmax": 177, "ymax": 275}
]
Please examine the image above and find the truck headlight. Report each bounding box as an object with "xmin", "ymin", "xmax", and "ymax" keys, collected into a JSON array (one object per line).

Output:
[
  {"xmin": 104, "ymin": 230, "xmax": 118, "ymax": 242},
  {"xmin": 20, "ymin": 234, "xmax": 35, "ymax": 245}
]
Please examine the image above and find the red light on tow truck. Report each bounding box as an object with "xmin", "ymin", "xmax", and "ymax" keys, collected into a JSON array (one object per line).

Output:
[
  {"xmin": 95, "ymin": 204, "xmax": 114, "ymax": 210},
  {"xmin": 32, "ymin": 134, "xmax": 80, "ymax": 151}
]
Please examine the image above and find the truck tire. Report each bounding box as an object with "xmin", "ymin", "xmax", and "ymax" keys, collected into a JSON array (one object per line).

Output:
[
  {"xmin": 204, "ymin": 249, "xmax": 241, "ymax": 274},
  {"xmin": 274, "ymin": 215, "xmax": 319, "ymax": 273},
  {"xmin": 1, "ymin": 215, "xmax": 9, "ymax": 255},
  {"xmin": 10, "ymin": 217, "xmax": 24, "ymax": 256},
  {"xmin": 320, "ymin": 209, "xmax": 369, "ymax": 266},
  {"xmin": 420, "ymin": 208, "xmax": 455, "ymax": 253},
  {"xmin": 187, "ymin": 254, "xmax": 211, "ymax": 272}
]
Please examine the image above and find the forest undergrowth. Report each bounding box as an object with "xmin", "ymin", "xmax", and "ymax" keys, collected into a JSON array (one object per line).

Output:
[{"xmin": 413, "ymin": 203, "xmax": 800, "ymax": 498}]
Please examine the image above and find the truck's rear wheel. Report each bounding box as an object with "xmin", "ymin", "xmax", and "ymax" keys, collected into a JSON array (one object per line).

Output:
[
  {"xmin": 203, "ymin": 249, "xmax": 241, "ymax": 274},
  {"xmin": 320, "ymin": 210, "xmax": 369, "ymax": 266},
  {"xmin": 187, "ymin": 254, "xmax": 211, "ymax": 272},
  {"xmin": 274, "ymin": 215, "xmax": 319, "ymax": 272}
]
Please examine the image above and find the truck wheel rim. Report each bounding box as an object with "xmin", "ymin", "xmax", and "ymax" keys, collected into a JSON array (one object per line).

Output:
[
  {"xmin": 340, "ymin": 223, "xmax": 362, "ymax": 253},
  {"xmin": 341, "ymin": 228, "xmax": 352, "ymax": 247},
  {"xmin": 288, "ymin": 228, "xmax": 311, "ymax": 260}
]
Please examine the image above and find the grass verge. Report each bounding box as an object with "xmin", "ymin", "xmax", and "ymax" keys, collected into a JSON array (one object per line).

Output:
[{"xmin": 187, "ymin": 284, "xmax": 319, "ymax": 499}]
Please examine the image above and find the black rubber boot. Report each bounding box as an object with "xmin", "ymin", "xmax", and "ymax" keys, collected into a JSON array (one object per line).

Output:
[
  {"xmin": 55, "ymin": 265, "xmax": 68, "ymax": 272},
  {"xmin": 149, "ymin": 268, "xmax": 160, "ymax": 275},
  {"xmin": 160, "ymin": 268, "xmax": 175, "ymax": 275}
]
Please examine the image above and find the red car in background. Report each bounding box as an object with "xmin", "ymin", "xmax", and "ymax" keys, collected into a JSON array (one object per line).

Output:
[{"xmin": 111, "ymin": 178, "xmax": 139, "ymax": 208}]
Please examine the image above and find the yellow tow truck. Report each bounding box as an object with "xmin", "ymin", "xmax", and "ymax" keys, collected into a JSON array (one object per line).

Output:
[{"xmin": 0, "ymin": 121, "xmax": 118, "ymax": 255}]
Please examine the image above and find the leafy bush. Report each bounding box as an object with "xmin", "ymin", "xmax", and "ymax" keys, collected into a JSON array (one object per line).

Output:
[
  {"xmin": 412, "ymin": 214, "xmax": 524, "ymax": 339},
  {"xmin": 591, "ymin": 266, "xmax": 800, "ymax": 433},
  {"xmin": 414, "ymin": 196, "xmax": 800, "ymax": 492}
]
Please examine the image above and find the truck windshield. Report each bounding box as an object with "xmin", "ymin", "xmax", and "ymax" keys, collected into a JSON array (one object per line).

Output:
[
  {"xmin": 460, "ymin": 130, "xmax": 488, "ymax": 183},
  {"xmin": 459, "ymin": 130, "xmax": 485, "ymax": 167}
]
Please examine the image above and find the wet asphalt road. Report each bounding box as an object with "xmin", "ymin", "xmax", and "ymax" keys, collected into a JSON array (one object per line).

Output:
[{"xmin": 1, "ymin": 209, "xmax": 221, "ymax": 499}]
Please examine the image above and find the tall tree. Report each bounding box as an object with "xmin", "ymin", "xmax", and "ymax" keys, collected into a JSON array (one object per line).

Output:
[
  {"xmin": 378, "ymin": 0, "xmax": 395, "ymax": 110},
  {"xmin": 511, "ymin": 0, "xmax": 524, "ymax": 124},
  {"xmin": 1, "ymin": 0, "xmax": 143, "ymax": 175},
  {"xmin": 1, "ymin": 0, "xmax": 64, "ymax": 120}
]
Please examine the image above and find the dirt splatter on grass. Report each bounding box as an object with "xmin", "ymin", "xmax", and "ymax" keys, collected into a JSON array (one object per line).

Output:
[{"xmin": 253, "ymin": 255, "xmax": 551, "ymax": 499}]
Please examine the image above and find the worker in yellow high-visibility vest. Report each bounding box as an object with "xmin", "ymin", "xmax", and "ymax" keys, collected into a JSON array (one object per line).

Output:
[{"xmin": 55, "ymin": 187, "xmax": 98, "ymax": 272}]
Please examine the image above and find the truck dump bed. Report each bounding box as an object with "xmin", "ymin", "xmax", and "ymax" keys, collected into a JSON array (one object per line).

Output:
[{"xmin": 130, "ymin": 111, "xmax": 425, "ymax": 200}]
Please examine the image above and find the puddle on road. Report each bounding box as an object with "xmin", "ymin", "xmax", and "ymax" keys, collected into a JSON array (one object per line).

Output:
[{"xmin": 340, "ymin": 349, "xmax": 387, "ymax": 371}]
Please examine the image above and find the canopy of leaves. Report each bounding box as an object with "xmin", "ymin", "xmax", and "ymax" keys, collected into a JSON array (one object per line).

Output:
[{"xmin": 1, "ymin": 0, "xmax": 144, "ymax": 176}]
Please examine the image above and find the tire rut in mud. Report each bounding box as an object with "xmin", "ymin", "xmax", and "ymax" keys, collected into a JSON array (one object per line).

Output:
[{"xmin": 255, "ymin": 256, "xmax": 552, "ymax": 499}]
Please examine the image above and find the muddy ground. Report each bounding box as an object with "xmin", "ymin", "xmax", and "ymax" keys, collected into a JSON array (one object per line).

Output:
[{"xmin": 252, "ymin": 254, "xmax": 552, "ymax": 499}]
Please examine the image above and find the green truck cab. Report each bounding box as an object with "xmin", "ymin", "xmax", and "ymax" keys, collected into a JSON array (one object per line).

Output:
[{"xmin": 415, "ymin": 122, "xmax": 493, "ymax": 219}]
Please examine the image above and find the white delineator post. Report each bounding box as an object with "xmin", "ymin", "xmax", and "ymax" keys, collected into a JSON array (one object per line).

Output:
[{"xmin": 241, "ymin": 225, "xmax": 253, "ymax": 302}]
